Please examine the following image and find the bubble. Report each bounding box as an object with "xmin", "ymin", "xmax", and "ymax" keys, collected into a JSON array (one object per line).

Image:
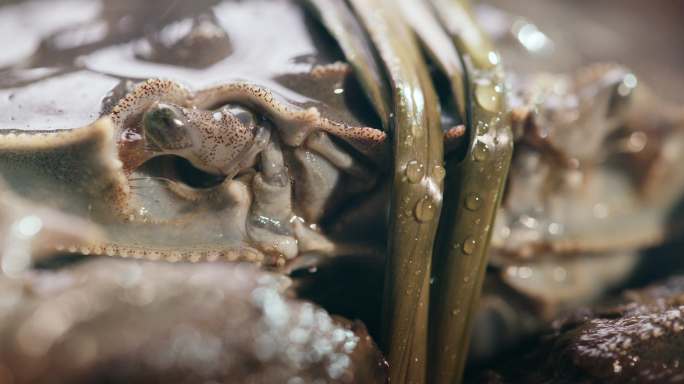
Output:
[
  {"xmin": 473, "ymin": 142, "xmax": 489, "ymax": 162},
  {"xmin": 465, "ymin": 193, "xmax": 482, "ymax": 211},
  {"xmin": 613, "ymin": 360, "xmax": 622, "ymax": 374},
  {"xmin": 475, "ymin": 82, "xmax": 500, "ymax": 112},
  {"xmin": 593, "ymin": 203, "xmax": 609, "ymax": 219},
  {"xmin": 121, "ymin": 129, "xmax": 142, "ymax": 142},
  {"xmin": 432, "ymin": 165, "xmax": 446, "ymax": 182},
  {"xmin": 405, "ymin": 160, "xmax": 424, "ymax": 184},
  {"xmin": 487, "ymin": 51, "xmax": 500, "ymax": 66},
  {"xmin": 627, "ymin": 131, "xmax": 647, "ymax": 153},
  {"xmin": 553, "ymin": 267, "xmax": 567, "ymax": 283},
  {"xmin": 414, "ymin": 196, "xmax": 436, "ymax": 222},
  {"xmin": 519, "ymin": 214, "xmax": 538, "ymax": 229},
  {"xmin": 2, "ymin": 244, "xmax": 31, "ymax": 276},
  {"xmin": 548, "ymin": 222, "xmax": 564, "ymax": 235},
  {"xmin": 518, "ymin": 266, "xmax": 533, "ymax": 279},
  {"xmin": 618, "ymin": 73, "xmax": 638, "ymax": 97},
  {"xmin": 514, "ymin": 21, "xmax": 552, "ymax": 53},
  {"xmin": 462, "ymin": 237, "xmax": 477, "ymax": 255},
  {"xmin": 15, "ymin": 215, "xmax": 43, "ymax": 238}
]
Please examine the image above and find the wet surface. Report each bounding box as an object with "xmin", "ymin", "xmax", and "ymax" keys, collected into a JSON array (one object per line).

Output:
[
  {"xmin": 0, "ymin": 258, "xmax": 388, "ymax": 383},
  {"xmin": 480, "ymin": 0, "xmax": 684, "ymax": 102},
  {"xmin": 0, "ymin": 0, "xmax": 683, "ymax": 381},
  {"xmin": 478, "ymin": 275, "xmax": 684, "ymax": 383},
  {"xmin": 0, "ymin": 0, "xmax": 369, "ymax": 131}
]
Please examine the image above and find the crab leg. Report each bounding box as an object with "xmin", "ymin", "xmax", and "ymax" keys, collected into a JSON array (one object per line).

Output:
[
  {"xmin": 192, "ymin": 82, "xmax": 388, "ymax": 163},
  {"xmin": 302, "ymin": 0, "xmax": 392, "ymax": 131},
  {"xmin": 348, "ymin": 0, "xmax": 446, "ymax": 382},
  {"xmin": 305, "ymin": 131, "xmax": 376, "ymax": 184},
  {"xmin": 426, "ymin": 1, "xmax": 513, "ymax": 383},
  {"xmin": 399, "ymin": 0, "xmax": 467, "ymax": 120},
  {"xmin": 247, "ymin": 137, "xmax": 299, "ymax": 262}
]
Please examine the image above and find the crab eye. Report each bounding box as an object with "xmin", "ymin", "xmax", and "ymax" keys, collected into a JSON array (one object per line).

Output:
[{"xmin": 143, "ymin": 103, "xmax": 193, "ymax": 150}]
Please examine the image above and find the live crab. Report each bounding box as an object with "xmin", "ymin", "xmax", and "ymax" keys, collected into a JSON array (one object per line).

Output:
[{"xmin": 0, "ymin": 0, "xmax": 683, "ymax": 383}]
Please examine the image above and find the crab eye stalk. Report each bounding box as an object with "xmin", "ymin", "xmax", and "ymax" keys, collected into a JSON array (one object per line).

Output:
[{"xmin": 143, "ymin": 103, "xmax": 193, "ymax": 151}]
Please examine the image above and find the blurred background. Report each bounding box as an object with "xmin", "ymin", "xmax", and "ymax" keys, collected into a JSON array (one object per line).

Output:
[{"xmin": 483, "ymin": 0, "xmax": 684, "ymax": 102}]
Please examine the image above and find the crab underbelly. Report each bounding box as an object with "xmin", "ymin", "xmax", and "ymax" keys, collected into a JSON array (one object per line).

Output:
[{"xmin": 109, "ymin": 135, "xmax": 386, "ymax": 268}]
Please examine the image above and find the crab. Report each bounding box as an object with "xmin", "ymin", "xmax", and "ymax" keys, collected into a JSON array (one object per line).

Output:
[
  {"xmin": 107, "ymin": 76, "xmax": 389, "ymax": 268},
  {"xmin": 0, "ymin": 0, "xmax": 683, "ymax": 383}
]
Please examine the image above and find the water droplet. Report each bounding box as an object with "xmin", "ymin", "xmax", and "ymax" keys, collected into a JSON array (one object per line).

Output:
[
  {"xmin": 514, "ymin": 21, "xmax": 552, "ymax": 53},
  {"xmin": 627, "ymin": 131, "xmax": 647, "ymax": 153},
  {"xmin": 473, "ymin": 142, "xmax": 488, "ymax": 162},
  {"xmin": 518, "ymin": 266, "xmax": 533, "ymax": 279},
  {"xmin": 451, "ymin": 308, "xmax": 460, "ymax": 316},
  {"xmin": 414, "ymin": 196, "xmax": 436, "ymax": 222},
  {"xmin": 405, "ymin": 160, "xmax": 424, "ymax": 183},
  {"xmin": 121, "ymin": 129, "xmax": 142, "ymax": 142},
  {"xmin": 15, "ymin": 215, "xmax": 42, "ymax": 238},
  {"xmin": 475, "ymin": 82, "xmax": 500, "ymax": 112},
  {"xmin": 462, "ymin": 237, "xmax": 477, "ymax": 254},
  {"xmin": 432, "ymin": 165, "xmax": 446, "ymax": 182},
  {"xmin": 487, "ymin": 51, "xmax": 500, "ymax": 66},
  {"xmin": 613, "ymin": 360, "xmax": 623, "ymax": 374},
  {"xmin": 553, "ymin": 267, "xmax": 567, "ymax": 282},
  {"xmin": 593, "ymin": 203, "xmax": 609, "ymax": 219},
  {"xmin": 465, "ymin": 193, "xmax": 482, "ymax": 211},
  {"xmin": 618, "ymin": 73, "xmax": 638, "ymax": 97},
  {"xmin": 548, "ymin": 222, "xmax": 564, "ymax": 235}
]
